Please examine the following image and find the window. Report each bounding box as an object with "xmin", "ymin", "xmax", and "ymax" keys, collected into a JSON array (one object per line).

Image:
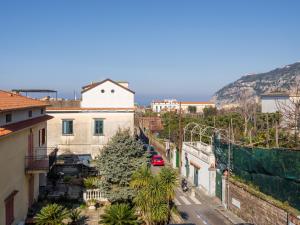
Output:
[
  {"xmin": 62, "ymin": 120, "xmax": 73, "ymax": 135},
  {"xmin": 111, "ymin": 89, "xmax": 115, "ymax": 93},
  {"xmin": 39, "ymin": 128, "xmax": 46, "ymax": 146},
  {"xmin": 94, "ymin": 119, "xmax": 104, "ymax": 135},
  {"xmin": 41, "ymin": 108, "xmax": 44, "ymax": 114},
  {"xmin": 28, "ymin": 110, "xmax": 32, "ymax": 118},
  {"xmin": 101, "ymin": 89, "xmax": 105, "ymax": 93},
  {"xmin": 5, "ymin": 113, "xmax": 12, "ymax": 123}
]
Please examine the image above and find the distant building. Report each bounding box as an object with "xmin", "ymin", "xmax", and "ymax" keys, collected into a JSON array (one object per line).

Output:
[
  {"xmin": 0, "ymin": 90, "xmax": 55, "ymax": 225},
  {"xmin": 261, "ymin": 92, "xmax": 291, "ymax": 113},
  {"xmin": 46, "ymin": 79, "xmax": 135, "ymax": 158},
  {"xmin": 151, "ymin": 99, "xmax": 215, "ymax": 113},
  {"xmin": 139, "ymin": 117, "xmax": 163, "ymax": 132}
]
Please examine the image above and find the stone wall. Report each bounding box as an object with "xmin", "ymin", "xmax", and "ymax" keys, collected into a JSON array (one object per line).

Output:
[{"xmin": 228, "ymin": 181, "xmax": 288, "ymax": 225}]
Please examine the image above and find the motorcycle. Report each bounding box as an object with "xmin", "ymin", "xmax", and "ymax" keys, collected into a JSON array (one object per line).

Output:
[{"xmin": 181, "ymin": 178, "xmax": 188, "ymax": 192}]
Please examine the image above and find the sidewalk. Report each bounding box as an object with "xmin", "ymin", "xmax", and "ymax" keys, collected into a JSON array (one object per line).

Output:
[
  {"xmin": 193, "ymin": 186, "xmax": 245, "ymax": 225},
  {"xmin": 149, "ymin": 139, "xmax": 245, "ymax": 224}
]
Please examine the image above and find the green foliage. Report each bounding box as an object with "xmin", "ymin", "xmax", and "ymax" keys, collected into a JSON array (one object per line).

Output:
[
  {"xmin": 132, "ymin": 166, "xmax": 178, "ymax": 224},
  {"xmin": 159, "ymin": 110, "xmax": 298, "ymax": 148},
  {"xmin": 95, "ymin": 129, "xmax": 147, "ymax": 202},
  {"xmin": 34, "ymin": 203, "xmax": 69, "ymax": 225},
  {"xmin": 187, "ymin": 106, "xmax": 196, "ymax": 114},
  {"xmin": 99, "ymin": 203, "xmax": 139, "ymax": 225},
  {"xmin": 83, "ymin": 177, "xmax": 98, "ymax": 189},
  {"xmin": 203, "ymin": 106, "xmax": 217, "ymax": 117},
  {"xmin": 158, "ymin": 167, "xmax": 178, "ymax": 203},
  {"xmin": 130, "ymin": 165, "xmax": 153, "ymax": 189},
  {"xmin": 63, "ymin": 176, "xmax": 72, "ymax": 183},
  {"xmin": 69, "ymin": 209, "xmax": 82, "ymax": 224}
]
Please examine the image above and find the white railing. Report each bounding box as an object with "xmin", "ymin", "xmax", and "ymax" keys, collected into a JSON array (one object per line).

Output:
[{"xmin": 83, "ymin": 189, "xmax": 108, "ymax": 202}]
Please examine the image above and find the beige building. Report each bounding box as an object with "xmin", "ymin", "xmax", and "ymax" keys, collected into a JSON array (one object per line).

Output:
[
  {"xmin": 47, "ymin": 79, "xmax": 135, "ymax": 158},
  {"xmin": 0, "ymin": 90, "xmax": 55, "ymax": 225},
  {"xmin": 151, "ymin": 99, "xmax": 215, "ymax": 113}
]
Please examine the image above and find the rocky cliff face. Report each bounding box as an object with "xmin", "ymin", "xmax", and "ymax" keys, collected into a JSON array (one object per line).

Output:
[{"xmin": 213, "ymin": 62, "xmax": 300, "ymax": 107}]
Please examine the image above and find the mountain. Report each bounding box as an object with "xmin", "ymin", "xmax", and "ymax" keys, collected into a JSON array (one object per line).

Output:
[{"xmin": 213, "ymin": 62, "xmax": 300, "ymax": 107}]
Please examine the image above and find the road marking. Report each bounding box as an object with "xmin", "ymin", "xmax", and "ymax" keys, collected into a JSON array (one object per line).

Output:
[
  {"xmin": 174, "ymin": 198, "xmax": 181, "ymax": 206},
  {"xmin": 190, "ymin": 195, "xmax": 202, "ymax": 204},
  {"xmin": 196, "ymin": 214, "xmax": 210, "ymax": 225},
  {"xmin": 179, "ymin": 195, "xmax": 191, "ymax": 205}
]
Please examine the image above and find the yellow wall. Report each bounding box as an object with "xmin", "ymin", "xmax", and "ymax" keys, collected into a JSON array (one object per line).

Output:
[{"xmin": 0, "ymin": 121, "xmax": 46, "ymax": 225}]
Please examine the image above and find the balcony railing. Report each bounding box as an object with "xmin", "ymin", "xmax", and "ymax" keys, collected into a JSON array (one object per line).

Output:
[{"xmin": 25, "ymin": 148, "xmax": 58, "ymax": 173}]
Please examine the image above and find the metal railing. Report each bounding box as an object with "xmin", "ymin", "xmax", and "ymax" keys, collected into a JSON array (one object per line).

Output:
[{"xmin": 25, "ymin": 147, "xmax": 58, "ymax": 172}]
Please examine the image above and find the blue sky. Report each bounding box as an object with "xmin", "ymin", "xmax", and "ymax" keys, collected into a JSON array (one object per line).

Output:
[{"xmin": 0, "ymin": 0, "xmax": 300, "ymax": 105}]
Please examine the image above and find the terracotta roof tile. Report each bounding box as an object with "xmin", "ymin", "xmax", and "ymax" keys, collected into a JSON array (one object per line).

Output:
[
  {"xmin": 180, "ymin": 101, "xmax": 215, "ymax": 105},
  {"xmin": 81, "ymin": 79, "xmax": 135, "ymax": 94},
  {"xmin": 0, "ymin": 115, "xmax": 53, "ymax": 137},
  {"xmin": 47, "ymin": 107, "xmax": 135, "ymax": 111},
  {"xmin": 0, "ymin": 90, "xmax": 49, "ymax": 112}
]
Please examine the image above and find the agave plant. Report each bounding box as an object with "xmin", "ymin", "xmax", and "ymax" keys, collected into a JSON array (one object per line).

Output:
[
  {"xmin": 83, "ymin": 177, "xmax": 98, "ymax": 189},
  {"xmin": 69, "ymin": 209, "xmax": 82, "ymax": 225},
  {"xmin": 99, "ymin": 203, "xmax": 139, "ymax": 225},
  {"xmin": 34, "ymin": 203, "xmax": 69, "ymax": 225}
]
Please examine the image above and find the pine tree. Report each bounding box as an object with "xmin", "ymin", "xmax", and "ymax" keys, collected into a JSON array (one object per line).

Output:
[{"xmin": 96, "ymin": 129, "xmax": 146, "ymax": 202}]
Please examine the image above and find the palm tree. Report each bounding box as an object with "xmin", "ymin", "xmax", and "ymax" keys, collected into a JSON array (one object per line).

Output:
[
  {"xmin": 158, "ymin": 167, "xmax": 178, "ymax": 222},
  {"xmin": 99, "ymin": 203, "xmax": 139, "ymax": 225},
  {"xmin": 133, "ymin": 176, "xmax": 169, "ymax": 225},
  {"xmin": 158, "ymin": 167, "xmax": 178, "ymax": 204},
  {"xmin": 130, "ymin": 165, "xmax": 153, "ymax": 189},
  {"xmin": 34, "ymin": 203, "xmax": 69, "ymax": 225}
]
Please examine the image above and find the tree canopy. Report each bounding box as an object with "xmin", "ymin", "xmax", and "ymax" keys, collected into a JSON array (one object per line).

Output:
[{"xmin": 95, "ymin": 129, "xmax": 147, "ymax": 202}]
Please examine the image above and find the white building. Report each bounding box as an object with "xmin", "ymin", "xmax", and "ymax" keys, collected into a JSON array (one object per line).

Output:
[
  {"xmin": 151, "ymin": 99, "xmax": 178, "ymax": 113},
  {"xmin": 261, "ymin": 92, "xmax": 291, "ymax": 113},
  {"xmin": 47, "ymin": 79, "xmax": 135, "ymax": 158},
  {"xmin": 151, "ymin": 99, "xmax": 215, "ymax": 113},
  {"xmin": 181, "ymin": 141, "xmax": 216, "ymax": 196}
]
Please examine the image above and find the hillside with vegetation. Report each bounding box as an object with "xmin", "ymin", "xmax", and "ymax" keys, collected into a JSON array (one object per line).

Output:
[{"xmin": 213, "ymin": 62, "xmax": 300, "ymax": 107}]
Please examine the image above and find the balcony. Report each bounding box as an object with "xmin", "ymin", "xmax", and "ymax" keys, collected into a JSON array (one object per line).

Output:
[{"xmin": 25, "ymin": 148, "xmax": 58, "ymax": 174}]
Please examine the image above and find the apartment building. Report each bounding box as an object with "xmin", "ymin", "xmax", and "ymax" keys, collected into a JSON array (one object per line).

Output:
[
  {"xmin": 46, "ymin": 79, "xmax": 135, "ymax": 158},
  {"xmin": 0, "ymin": 90, "xmax": 55, "ymax": 225},
  {"xmin": 151, "ymin": 99, "xmax": 215, "ymax": 113}
]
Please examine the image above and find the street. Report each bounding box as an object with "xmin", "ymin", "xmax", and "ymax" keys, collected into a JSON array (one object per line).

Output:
[{"xmin": 152, "ymin": 166, "xmax": 232, "ymax": 225}]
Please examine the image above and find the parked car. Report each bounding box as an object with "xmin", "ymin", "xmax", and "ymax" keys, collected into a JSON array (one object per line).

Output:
[{"xmin": 151, "ymin": 155, "xmax": 165, "ymax": 166}]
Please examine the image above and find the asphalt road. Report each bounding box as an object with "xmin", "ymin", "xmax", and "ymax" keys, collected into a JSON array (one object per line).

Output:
[{"xmin": 151, "ymin": 165, "xmax": 232, "ymax": 225}]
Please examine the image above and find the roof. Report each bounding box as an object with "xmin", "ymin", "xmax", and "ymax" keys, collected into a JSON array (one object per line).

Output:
[
  {"xmin": 180, "ymin": 101, "xmax": 215, "ymax": 105},
  {"xmin": 261, "ymin": 92, "xmax": 290, "ymax": 97},
  {"xmin": 81, "ymin": 79, "xmax": 135, "ymax": 94},
  {"xmin": 0, "ymin": 90, "xmax": 49, "ymax": 112},
  {"xmin": 11, "ymin": 89, "xmax": 57, "ymax": 93},
  {"xmin": 0, "ymin": 115, "xmax": 53, "ymax": 137},
  {"xmin": 46, "ymin": 107, "xmax": 135, "ymax": 111}
]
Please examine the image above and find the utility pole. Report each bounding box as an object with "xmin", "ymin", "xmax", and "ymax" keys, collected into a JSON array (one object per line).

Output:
[
  {"xmin": 227, "ymin": 121, "xmax": 231, "ymax": 208},
  {"xmin": 266, "ymin": 113, "xmax": 270, "ymax": 148},
  {"xmin": 275, "ymin": 121, "xmax": 279, "ymax": 148},
  {"xmin": 179, "ymin": 101, "xmax": 183, "ymax": 169}
]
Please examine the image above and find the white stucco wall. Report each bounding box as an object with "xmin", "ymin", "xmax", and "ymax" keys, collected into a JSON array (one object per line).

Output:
[
  {"xmin": 181, "ymin": 142, "xmax": 216, "ymax": 196},
  {"xmin": 81, "ymin": 81, "xmax": 134, "ymax": 108},
  {"xmin": 261, "ymin": 96, "xmax": 290, "ymax": 113},
  {"xmin": 181, "ymin": 104, "xmax": 215, "ymax": 113},
  {"xmin": 47, "ymin": 111, "xmax": 134, "ymax": 158},
  {"xmin": 0, "ymin": 120, "xmax": 46, "ymax": 225},
  {"xmin": 0, "ymin": 107, "xmax": 45, "ymax": 126}
]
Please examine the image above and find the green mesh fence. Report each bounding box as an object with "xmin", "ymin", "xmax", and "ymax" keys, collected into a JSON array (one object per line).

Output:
[{"xmin": 213, "ymin": 137, "xmax": 300, "ymax": 210}]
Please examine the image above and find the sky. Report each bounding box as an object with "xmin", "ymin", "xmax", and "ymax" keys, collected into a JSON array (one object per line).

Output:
[{"xmin": 0, "ymin": 0, "xmax": 300, "ymax": 105}]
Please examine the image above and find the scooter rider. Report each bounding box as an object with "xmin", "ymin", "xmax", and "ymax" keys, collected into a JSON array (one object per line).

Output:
[{"xmin": 181, "ymin": 178, "xmax": 188, "ymax": 192}]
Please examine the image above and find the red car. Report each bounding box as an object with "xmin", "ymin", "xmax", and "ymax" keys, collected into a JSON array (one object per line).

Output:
[{"xmin": 151, "ymin": 155, "xmax": 165, "ymax": 166}]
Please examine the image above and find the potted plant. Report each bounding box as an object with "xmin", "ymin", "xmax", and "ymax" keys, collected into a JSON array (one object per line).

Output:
[{"xmin": 87, "ymin": 199, "xmax": 97, "ymax": 210}]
